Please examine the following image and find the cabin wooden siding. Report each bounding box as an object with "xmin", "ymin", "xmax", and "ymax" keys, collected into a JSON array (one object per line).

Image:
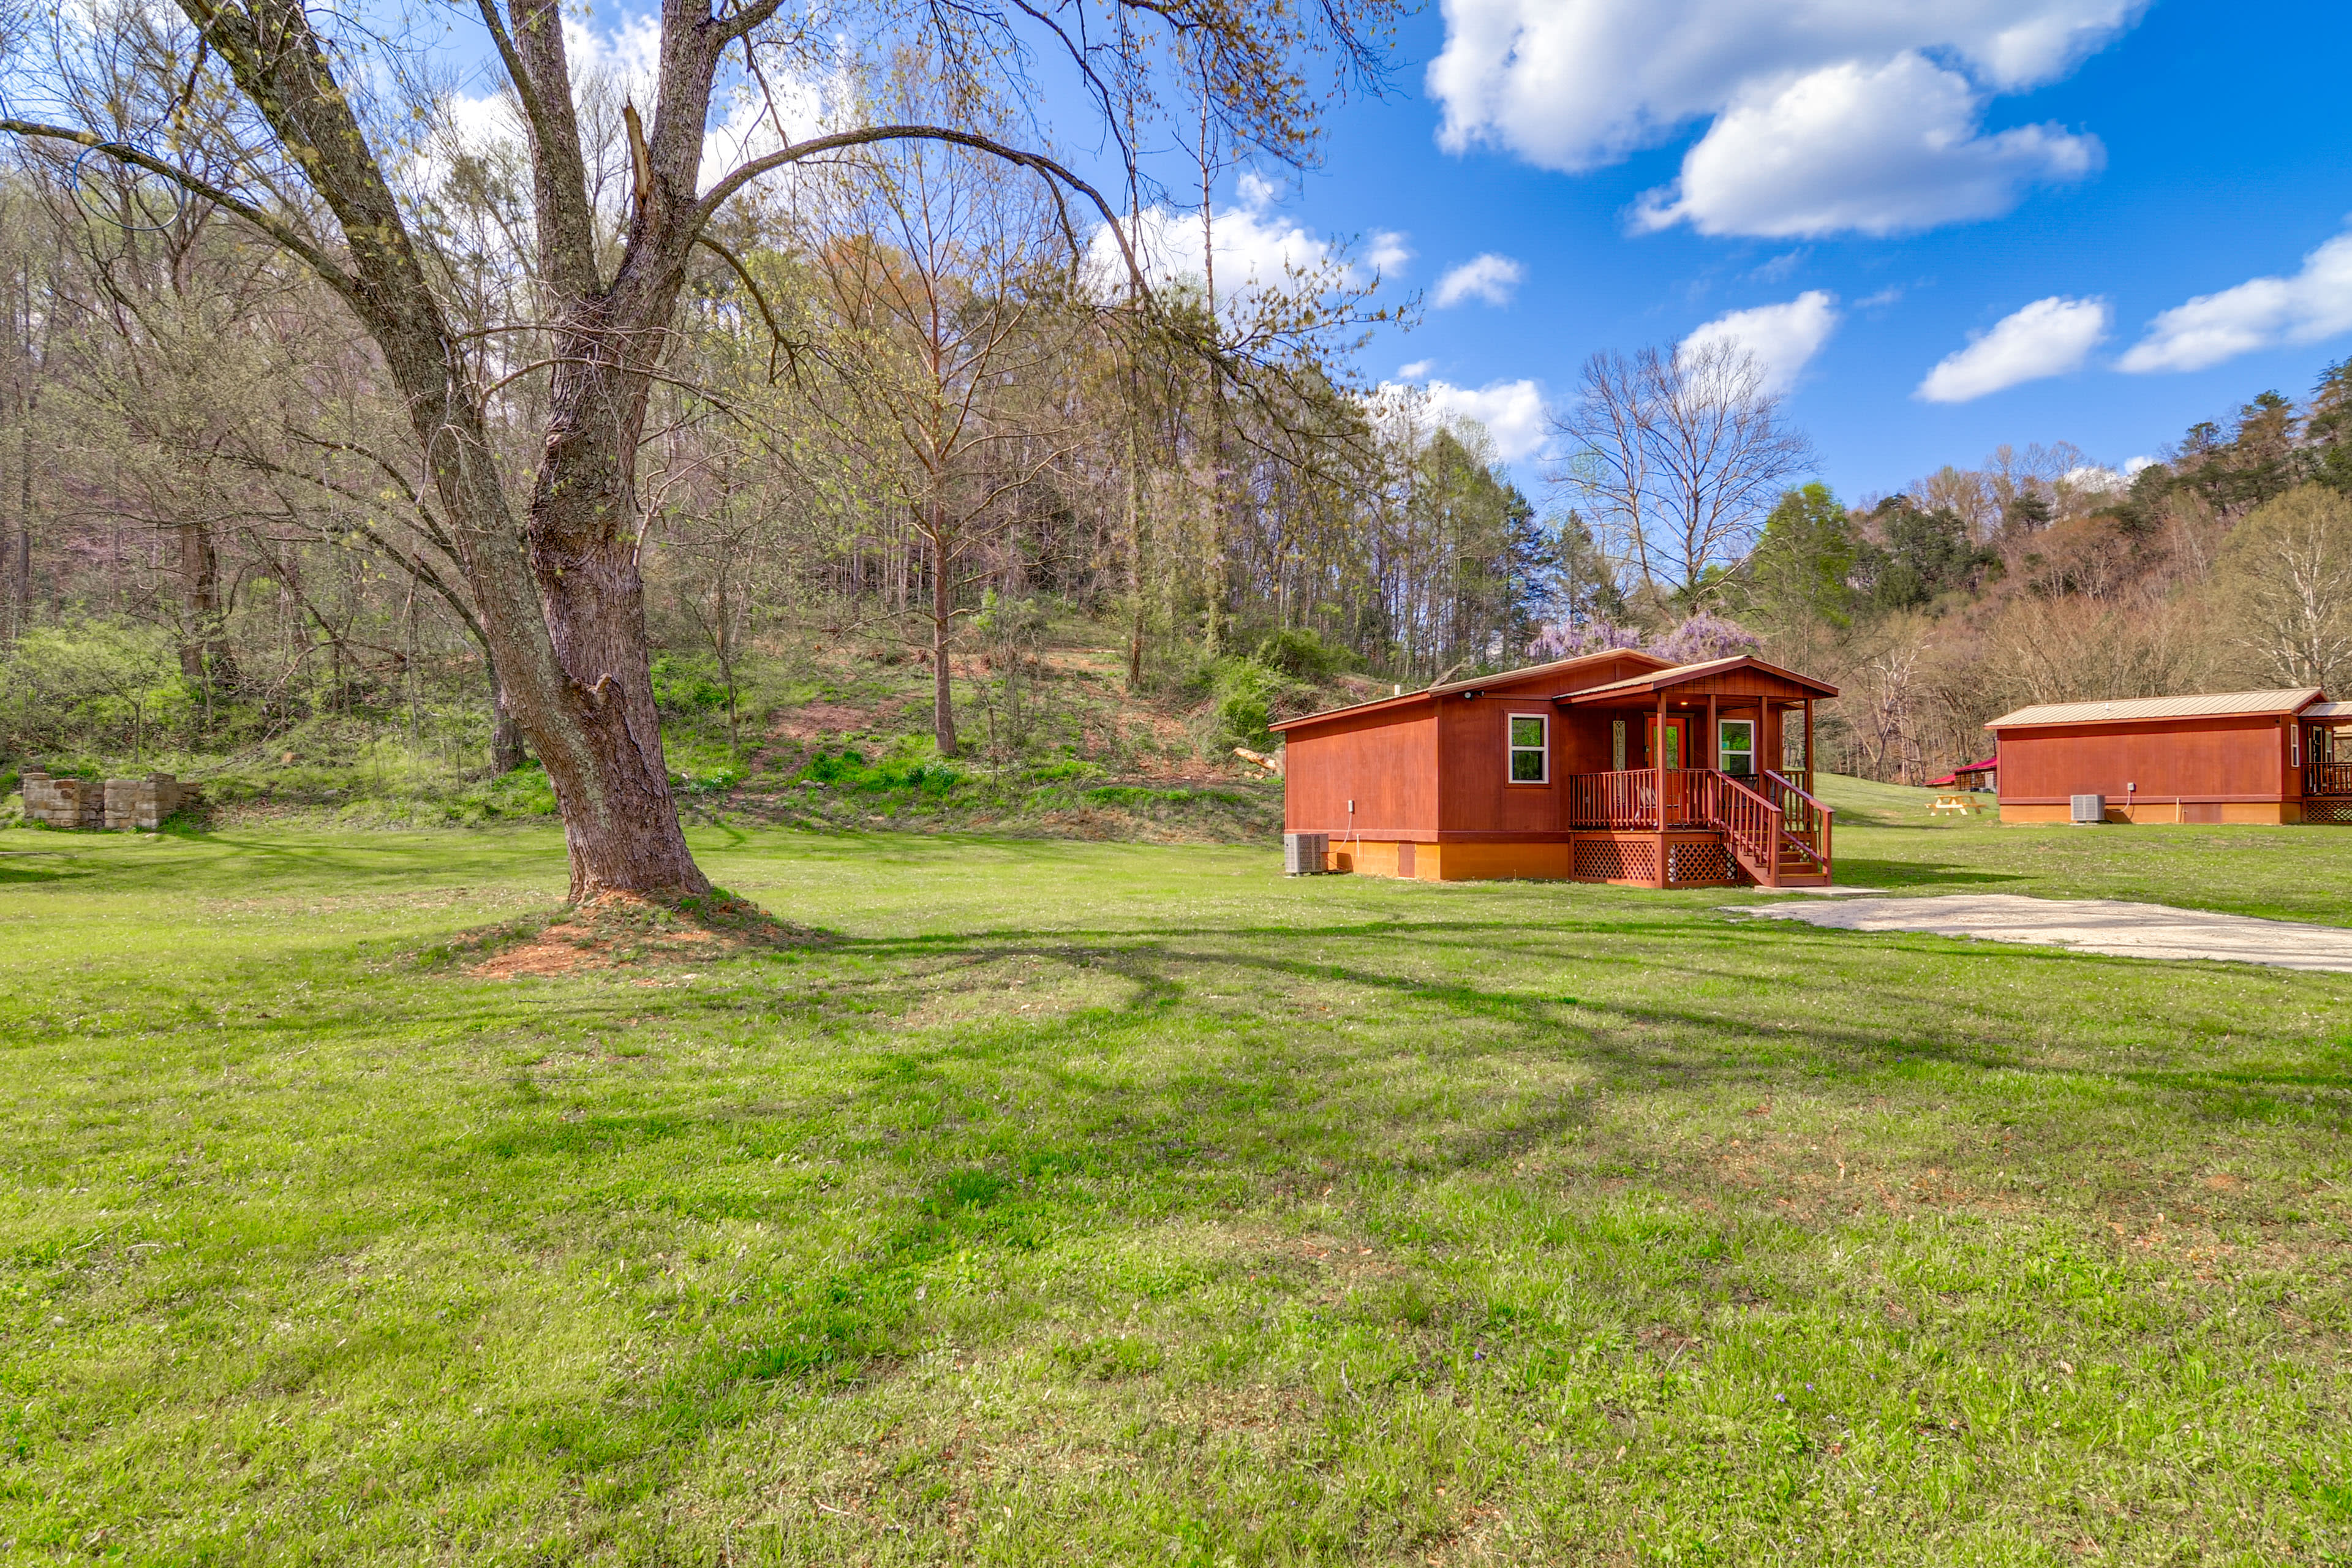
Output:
[
  {"xmin": 1280, "ymin": 702, "xmax": 1438, "ymax": 840},
  {"xmin": 1991, "ymin": 714, "xmax": 2297, "ymax": 813},
  {"xmin": 1280, "ymin": 651, "xmax": 1669, "ymax": 844},
  {"xmin": 1274, "ymin": 650, "xmax": 1838, "ymax": 879},
  {"xmin": 1438, "ymin": 696, "xmax": 1566, "ymax": 839}
]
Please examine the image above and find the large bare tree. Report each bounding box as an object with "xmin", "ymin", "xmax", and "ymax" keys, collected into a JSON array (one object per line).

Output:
[
  {"xmin": 4, "ymin": 0, "xmax": 1395, "ymax": 897},
  {"xmin": 1548, "ymin": 340, "xmax": 1812, "ymax": 609},
  {"xmin": 2217, "ymin": 483, "xmax": 2352, "ymax": 692}
]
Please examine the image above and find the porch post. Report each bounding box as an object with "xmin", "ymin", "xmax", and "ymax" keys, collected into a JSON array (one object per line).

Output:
[
  {"xmin": 1706, "ymin": 693, "xmax": 1719, "ymax": 770},
  {"xmin": 1803, "ymin": 699, "xmax": 1814, "ymax": 789},
  {"xmin": 1655, "ymin": 690, "xmax": 1670, "ymax": 888}
]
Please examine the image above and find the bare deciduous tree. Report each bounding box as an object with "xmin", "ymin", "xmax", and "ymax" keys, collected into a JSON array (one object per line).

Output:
[
  {"xmin": 4, "ymin": 0, "xmax": 1398, "ymax": 897},
  {"xmin": 2216, "ymin": 483, "xmax": 2352, "ymax": 691},
  {"xmin": 1548, "ymin": 340, "xmax": 1811, "ymax": 609}
]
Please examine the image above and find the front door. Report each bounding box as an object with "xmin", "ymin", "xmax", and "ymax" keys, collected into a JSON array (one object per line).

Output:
[{"xmin": 1648, "ymin": 715, "xmax": 1687, "ymax": 820}]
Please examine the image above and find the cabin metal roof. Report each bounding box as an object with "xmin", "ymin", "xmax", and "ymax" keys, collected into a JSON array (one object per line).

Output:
[
  {"xmin": 1267, "ymin": 648, "xmax": 1675, "ymax": 733},
  {"xmin": 1985, "ymin": 688, "xmax": 2324, "ymax": 729},
  {"xmin": 2309, "ymin": 701, "xmax": 2352, "ymax": 719},
  {"xmin": 1555, "ymin": 654, "xmax": 1841, "ymax": 704}
]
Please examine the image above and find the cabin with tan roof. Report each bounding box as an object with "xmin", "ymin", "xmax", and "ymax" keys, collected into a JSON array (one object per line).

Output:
[
  {"xmin": 1270, "ymin": 649, "xmax": 1841, "ymax": 887},
  {"xmin": 1985, "ymin": 688, "xmax": 2351, "ymax": 824}
]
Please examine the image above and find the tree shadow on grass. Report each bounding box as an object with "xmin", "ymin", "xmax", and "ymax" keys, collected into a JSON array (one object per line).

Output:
[
  {"xmin": 77, "ymin": 891, "xmax": 2341, "ymax": 1506},
  {"xmin": 1832, "ymin": 856, "xmax": 2027, "ymax": 889}
]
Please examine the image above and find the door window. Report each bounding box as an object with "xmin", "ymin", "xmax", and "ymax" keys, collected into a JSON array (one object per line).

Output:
[{"xmin": 1719, "ymin": 719, "xmax": 1755, "ymax": 775}]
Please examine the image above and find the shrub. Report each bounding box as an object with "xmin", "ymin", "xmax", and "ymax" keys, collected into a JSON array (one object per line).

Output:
[
  {"xmin": 649, "ymin": 655, "xmax": 729, "ymax": 715},
  {"xmin": 797, "ymin": 745, "xmax": 963, "ymax": 796},
  {"xmin": 1251, "ymin": 627, "xmax": 1353, "ymax": 682},
  {"xmin": 1207, "ymin": 657, "xmax": 1281, "ymax": 749}
]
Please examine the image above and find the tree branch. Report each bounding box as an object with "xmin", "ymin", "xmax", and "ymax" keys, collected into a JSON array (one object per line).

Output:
[
  {"xmin": 0, "ymin": 119, "xmax": 363, "ymax": 306},
  {"xmin": 690, "ymin": 124, "xmax": 1145, "ymax": 295},
  {"xmin": 692, "ymin": 232, "xmax": 799, "ymax": 382}
]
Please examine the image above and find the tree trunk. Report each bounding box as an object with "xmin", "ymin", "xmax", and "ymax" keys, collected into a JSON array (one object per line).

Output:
[
  {"xmin": 1125, "ymin": 417, "xmax": 1145, "ymax": 690},
  {"xmin": 506, "ymin": 311, "xmax": 711, "ymax": 902},
  {"xmin": 930, "ymin": 503, "xmax": 958, "ymax": 757},
  {"xmin": 176, "ymin": 518, "xmax": 232, "ymax": 692},
  {"xmin": 486, "ymin": 661, "xmax": 527, "ymax": 774}
]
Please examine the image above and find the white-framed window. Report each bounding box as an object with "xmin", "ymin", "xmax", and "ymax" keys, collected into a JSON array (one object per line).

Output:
[
  {"xmin": 1507, "ymin": 713, "xmax": 1548, "ymax": 783},
  {"xmin": 1719, "ymin": 718, "xmax": 1755, "ymax": 775}
]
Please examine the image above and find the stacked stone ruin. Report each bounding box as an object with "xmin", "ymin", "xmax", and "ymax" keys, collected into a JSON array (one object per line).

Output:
[{"xmin": 18, "ymin": 769, "xmax": 198, "ymax": 830}]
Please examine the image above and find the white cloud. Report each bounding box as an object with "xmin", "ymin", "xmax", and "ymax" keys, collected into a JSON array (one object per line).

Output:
[
  {"xmin": 1428, "ymin": 0, "xmax": 2139, "ymax": 236},
  {"xmin": 1376, "ymin": 378, "xmax": 1551, "ymax": 461},
  {"xmin": 2063, "ymin": 463, "xmax": 2127, "ymax": 493},
  {"xmin": 1915, "ymin": 295, "xmax": 2109, "ymax": 402},
  {"xmin": 2117, "ymin": 229, "xmax": 2352, "ymax": 374},
  {"xmin": 1085, "ymin": 170, "xmax": 1402, "ymax": 310},
  {"xmin": 1679, "ymin": 290, "xmax": 1839, "ymax": 393},
  {"xmin": 1367, "ymin": 230, "xmax": 1415, "ymax": 275},
  {"xmin": 565, "ymin": 12, "xmax": 662, "ymax": 88},
  {"xmin": 1396, "ymin": 359, "xmax": 1435, "ymax": 380},
  {"xmin": 1632, "ymin": 54, "xmax": 2100, "ymax": 238},
  {"xmin": 1089, "ymin": 202, "xmax": 1365, "ymax": 307},
  {"xmin": 1433, "ymin": 252, "xmax": 1525, "ymax": 307}
]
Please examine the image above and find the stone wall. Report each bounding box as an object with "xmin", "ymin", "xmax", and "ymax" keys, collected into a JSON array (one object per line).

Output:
[{"xmin": 20, "ymin": 769, "xmax": 198, "ymax": 830}]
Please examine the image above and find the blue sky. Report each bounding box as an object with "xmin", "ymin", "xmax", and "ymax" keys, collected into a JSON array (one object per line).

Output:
[
  {"xmin": 426, "ymin": 0, "xmax": 2350, "ymax": 503},
  {"xmin": 1202, "ymin": 0, "xmax": 2352, "ymax": 500}
]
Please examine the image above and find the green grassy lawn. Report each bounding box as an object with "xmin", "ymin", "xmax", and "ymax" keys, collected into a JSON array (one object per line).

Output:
[{"xmin": 3, "ymin": 815, "xmax": 2350, "ymax": 1564}]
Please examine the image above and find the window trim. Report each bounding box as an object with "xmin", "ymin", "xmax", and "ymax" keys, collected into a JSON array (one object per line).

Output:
[
  {"xmin": 1718, "ymin": 717, "xmax": 1756, "ymax": 776},
  {"xmin": 1506, "ymin": 712, "xmax": 1550, "ymax": 785}
]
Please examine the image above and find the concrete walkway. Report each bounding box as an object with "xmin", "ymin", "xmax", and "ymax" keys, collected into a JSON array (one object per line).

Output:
[{"xmin": 1732, "ymin": 892, "xmax": 2352, "ymax": 973}]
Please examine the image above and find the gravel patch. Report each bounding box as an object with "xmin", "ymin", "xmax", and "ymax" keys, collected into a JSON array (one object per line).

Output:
[{"xmin": 1731, "ymin": 892, "xmax": 2352, "ymax": 973}]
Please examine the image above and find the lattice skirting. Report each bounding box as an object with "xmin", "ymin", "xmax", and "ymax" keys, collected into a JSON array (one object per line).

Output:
[
  {"xmin": 1572, "ymin": 838, "xmax": 1656, "ymax": 883},
  {"xmin": 2307, "ymin": 800, "xmax": 2352, "ymax": 825},
  {"xmin": 1666, "ymin": 842, "xmax": 1735, "ymax": 884}
]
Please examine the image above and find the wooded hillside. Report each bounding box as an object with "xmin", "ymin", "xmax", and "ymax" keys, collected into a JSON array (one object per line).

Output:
[{"xmin": 1, "ymin": 47, "xmax": 2346, "ymax": 799}]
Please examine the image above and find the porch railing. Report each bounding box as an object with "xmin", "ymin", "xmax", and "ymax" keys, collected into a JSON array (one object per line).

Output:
[
  {"xmin": 1703, "ymin": 769, "xmax": 1783, "ymax": 884},
  {"xmin": 1564, "ymin": 767, "xmax": 1834, "ymax": 885},
  {"xmin": 2307, "ymin": 761, "xmax": 2352, "ymax": 797},
  {"xmin": 1765, "ymin": 771, "xmax": 1834, "ymax": 879},
  {"xmin": 1566, "ymin": 769, "xmax": 1713, "ymax": 829}
]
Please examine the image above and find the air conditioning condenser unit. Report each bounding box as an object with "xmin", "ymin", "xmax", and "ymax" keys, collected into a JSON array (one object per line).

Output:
[
  {"xmin": 2070, "ymin": 793, "xmax": 2106, "ymax": 824},
  {"xmin": 1284, "ymin": 831, "xmax": 1330, "ymax": 875}
]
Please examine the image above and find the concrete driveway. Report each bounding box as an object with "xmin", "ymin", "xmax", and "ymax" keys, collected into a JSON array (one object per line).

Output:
[{"xmin": 1732, "ymin": 892, "xmax": 2352, "ymax": 973}]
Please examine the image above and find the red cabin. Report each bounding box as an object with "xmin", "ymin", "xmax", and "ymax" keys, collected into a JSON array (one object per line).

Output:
[
  {"xmin": 1985, "ymin": 689, "xmax": 2352, "ymax": 824},
  {"xmin": 1271, "ymin": 649, "xmax": 1841, "ymax": 886},
  {"xmin": 1928, "ymin": 756, "xmax": 1998, "ymax": 791}
]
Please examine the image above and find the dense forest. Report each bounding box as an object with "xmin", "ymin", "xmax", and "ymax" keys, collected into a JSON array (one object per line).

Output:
[{"xmin": 1, "ymin": 27, "xmax": 2348, "ymax": 801}]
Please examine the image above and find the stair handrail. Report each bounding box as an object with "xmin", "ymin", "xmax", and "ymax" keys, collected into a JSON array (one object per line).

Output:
[
  {"xmin": 1703, "ymin": 768, "xmax": 1783, "ymax": 885},
  {"xmin": 1764, "ymin": 770, "xmax": 1833, "ymax": 872}
]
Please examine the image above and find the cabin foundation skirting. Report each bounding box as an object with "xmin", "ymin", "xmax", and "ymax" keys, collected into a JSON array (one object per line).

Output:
[
  {"xmin": 1322, "ymin": 832, "xmax": 1743, "ymax": 884},
  {"xmin": 1998, "ymin": 801, "xmax": 2298, "ymax": 824}
]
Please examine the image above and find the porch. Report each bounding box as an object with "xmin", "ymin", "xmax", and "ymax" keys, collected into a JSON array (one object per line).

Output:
[
  {"xmin": 1548, "ymin": 655, "xmax": 1839, "ymax": 888},
  {"xmin": 2305, "ymin": 706, "xmax": 2352, "ymax": 822},
  {"xmin": 1560, "ymin": 767, "xmax": 1834, "ymax": 888}
]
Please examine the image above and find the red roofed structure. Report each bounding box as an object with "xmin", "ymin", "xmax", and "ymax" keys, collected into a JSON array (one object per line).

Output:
[{"xmin": 1985, "ymin": 690, "xmax": 2351, "ymax": 823}]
